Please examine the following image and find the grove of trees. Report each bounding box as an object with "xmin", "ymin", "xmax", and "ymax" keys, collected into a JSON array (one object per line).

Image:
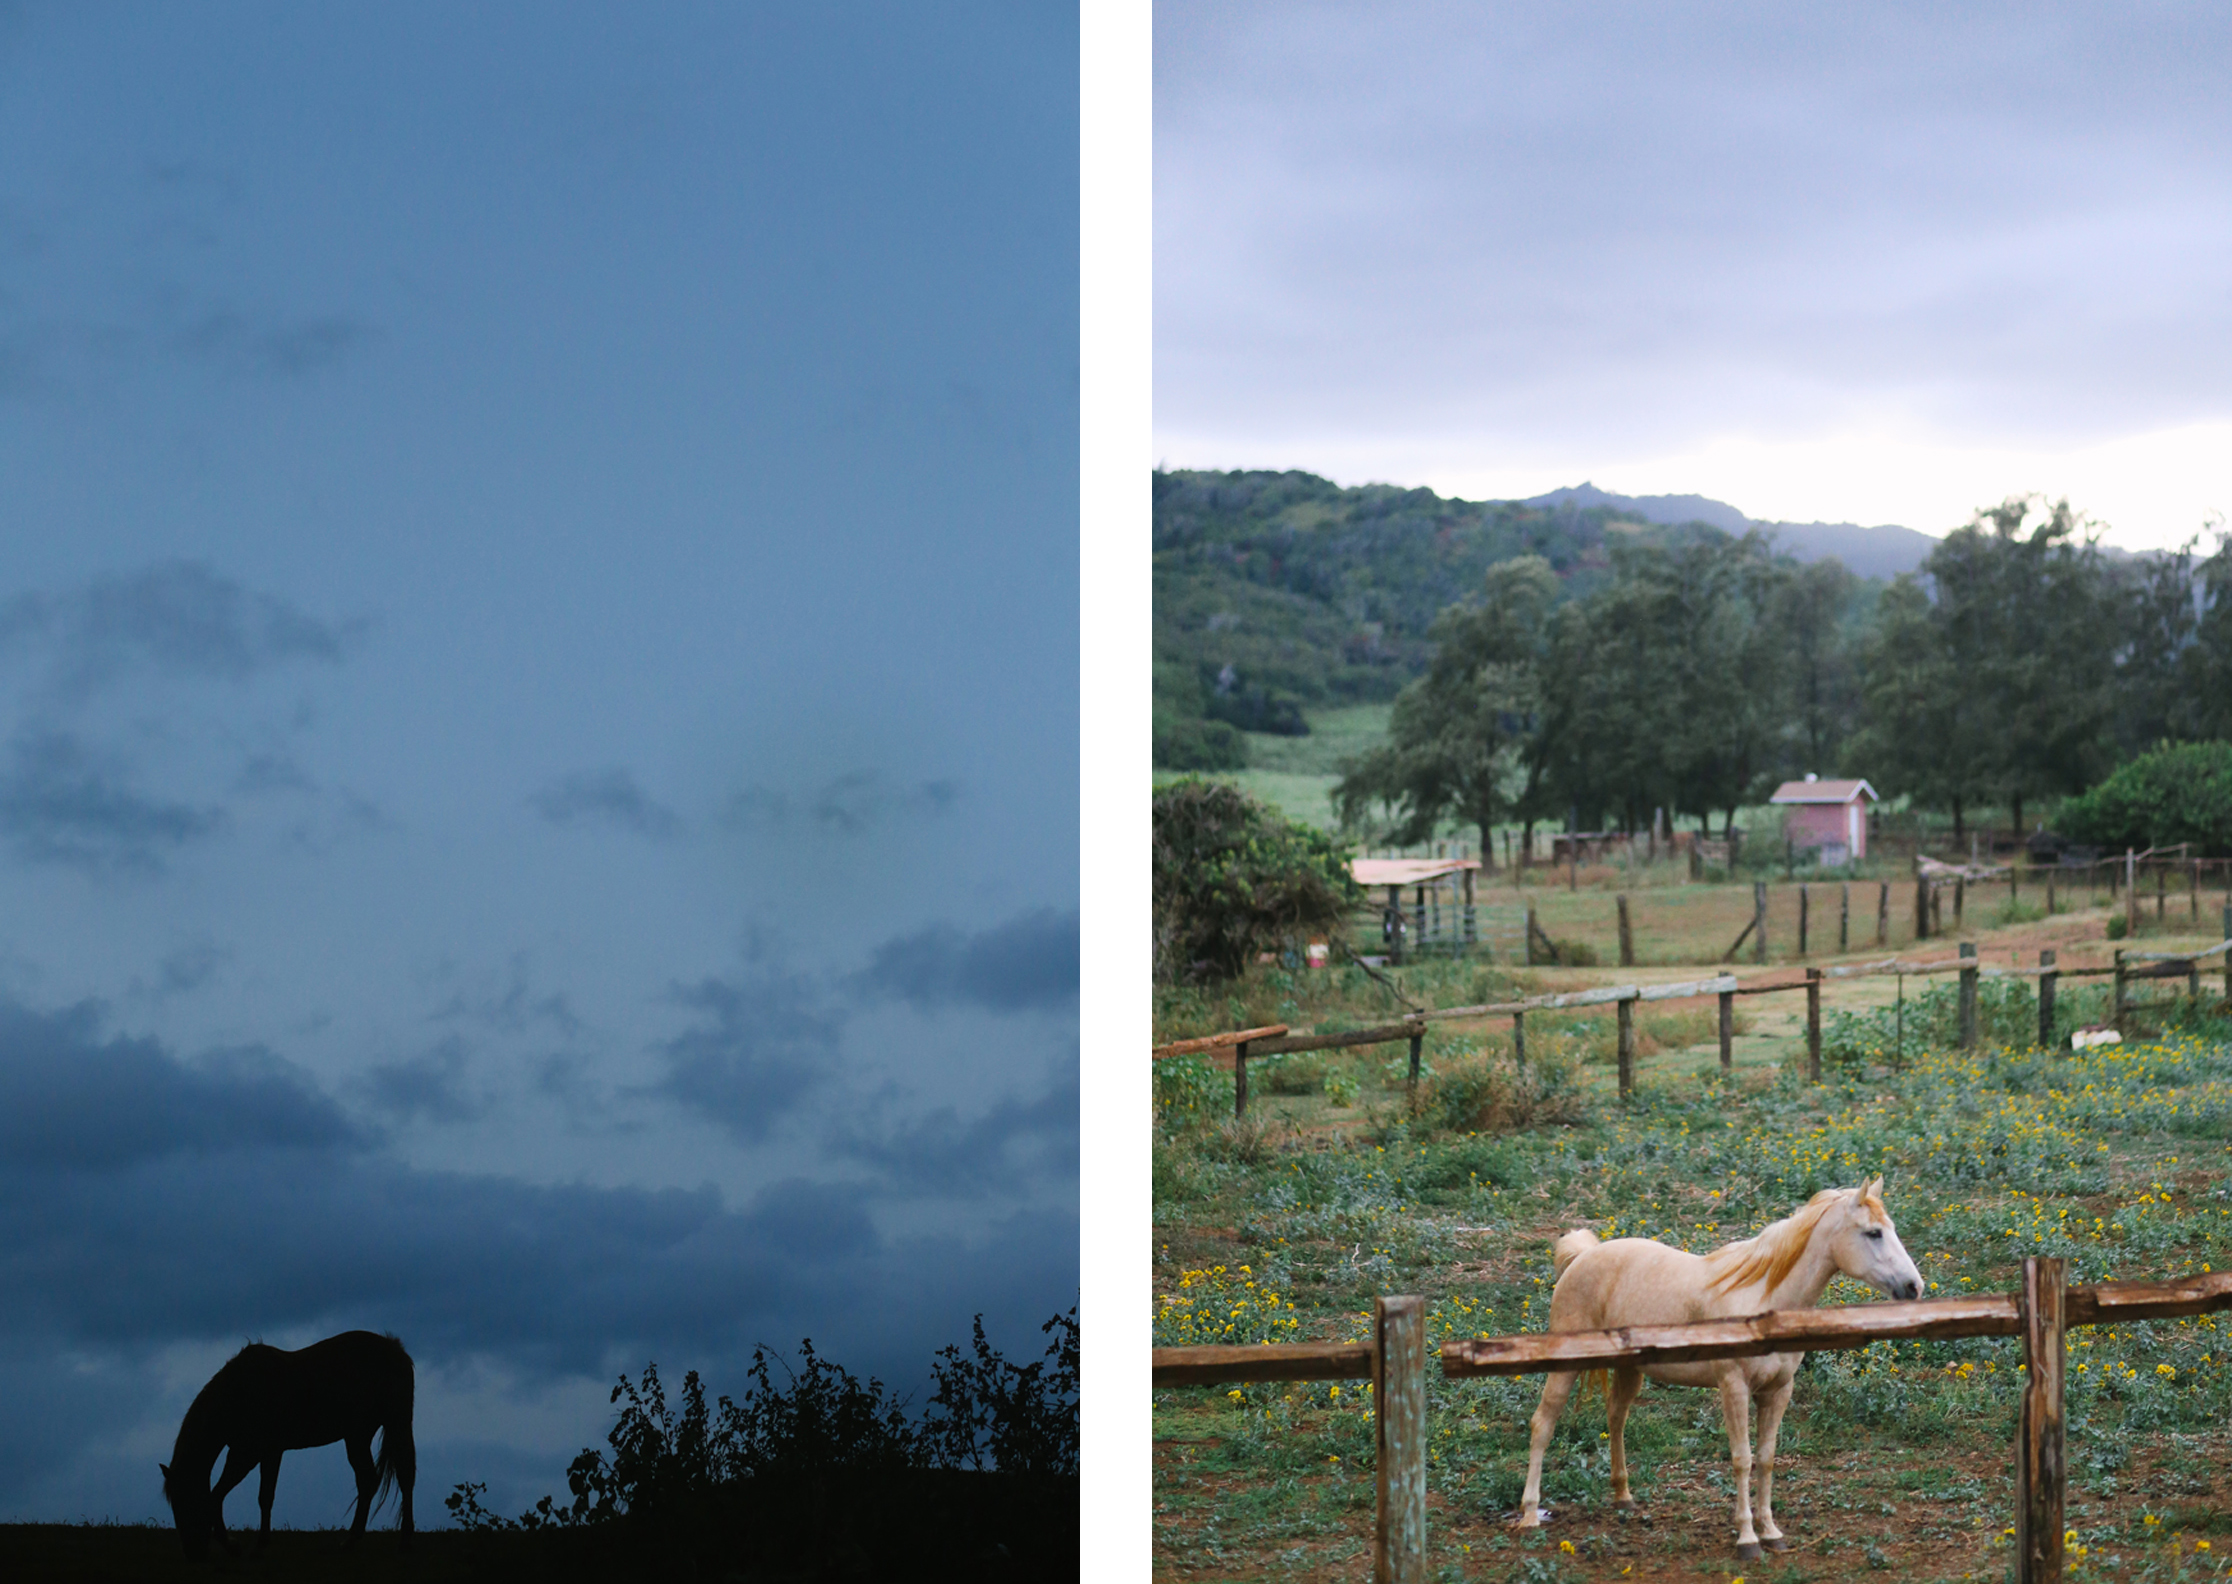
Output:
[{"xmin": 1334, "ymin": 497, "xmax": 2232, "ymax": 854}]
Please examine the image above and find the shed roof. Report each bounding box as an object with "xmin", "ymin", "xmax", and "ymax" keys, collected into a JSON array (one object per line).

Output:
[
  {"xmin": 1768, "ymin": 778, "xmax": 1878, "ymax": 805},
  {"xmin": 1351, "ymin": 858, "xmax": 1481, "ymax": 886}
]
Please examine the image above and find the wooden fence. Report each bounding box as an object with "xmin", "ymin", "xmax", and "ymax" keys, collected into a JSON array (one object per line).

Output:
[
  {"xmin": 1152, "ymin": 1263, "xmax": 2232, "ymax": 1584},
  {"xmin": 1353, "ymin": 852, "xmax": 2232, "ymax": 969},
  {"xmin": 1152, "ymin": 927, "xmax": 2232, "ymax": 1116}
]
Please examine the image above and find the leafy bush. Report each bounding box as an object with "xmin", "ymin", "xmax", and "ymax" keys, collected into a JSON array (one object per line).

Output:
[
  {"xmin": 1153, "ymin": 713, "xmax": 1248, "ymax": 770},
  {"xmin": 1412, "ymin": 1050, "xmax": 1587, "ymax": 1134},
  {"xmin": 2060, "ymin": 740, "xmax": 2232, "ymax": 855},
  {"xmin": 1153, "ymin": 1053, "xmax": 1224, "ymax": 1133},
  {"xmin": 1152, "ymin": 778, "xmax": 1360, "ymax": 981}
]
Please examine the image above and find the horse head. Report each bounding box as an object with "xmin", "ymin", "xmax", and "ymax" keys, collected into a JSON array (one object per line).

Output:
[
  {"xmin": 1828, "ymin": 1176, "xmax": 1923, "ymax": 1301},
  {"xmin": 159, "ymin": 1461, "xmax": 217, "ymax": 1560}
]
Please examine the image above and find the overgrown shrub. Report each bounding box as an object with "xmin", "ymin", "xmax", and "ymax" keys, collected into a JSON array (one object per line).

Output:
[
  {"xmin": 2060, "ymin": 740, "xmax": 2232, "ymax": 855},
  {"xmin": 1153, "ymin": 1053, "xmax": 1223, "ymax": 1133},
  {"xmin": 1152, "ymin": 779, "xmax": 1360, "ymax": 982},
  {"xmin": 1152, "ymin": 714, "xmax": 1248, "ymax": 771},
  {"xmin": 1412, "ymin": 1049, "xmax": 1587, "ymax": 1134}
]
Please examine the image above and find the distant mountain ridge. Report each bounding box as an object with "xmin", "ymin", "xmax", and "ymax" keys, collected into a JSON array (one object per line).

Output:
[{"xmin": 1523, "ymin": 482, "xmax": 1941, "ymax": 581}]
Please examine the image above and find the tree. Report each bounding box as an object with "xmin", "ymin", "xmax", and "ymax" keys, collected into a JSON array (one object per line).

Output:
[
  {"xmin": 1152, "ymin": 779, "xmax": 1360, "ymax": 982},
  {"xmin": 2059, "ymin": 741, "xmax": 2232, "ymax": 855},
  {"xmin": 1331, "ymin": 557, "xmax": 1555, "ymax": 854}
]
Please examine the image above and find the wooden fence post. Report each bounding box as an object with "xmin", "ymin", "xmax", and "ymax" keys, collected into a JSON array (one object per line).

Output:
[
  {"xmin": 1718, "ymin": 990, "xmax": 1734, "ymax": 1073},
  {"xmin": 2046, "ymin": 867, "xmax": 2055, "ymax": 916},
  {"xmin": 1234, "ymin": 1040, "xmax": 1251, "ymax": 1118},
  {"xmin": 1840, "ymin": 881, "xmax": 1850, "ymax": 954},
  {"xmin": 2156, "ymin": 862, "xmax": 2166, "ymax": 921},
  {"xmin": 1806, "ymin": 968, "xmax": 1823, "ymax": 1082},
  {"xmin": 1798, "ymin": 885, "xmax": 1809, "ymax": 957},
  {"xmin": 1617, "ymin": 893, "xmax": 1634, "ymax": 968},
  {"xmin": 2014, "ymin": 1256, "xmax": 2066, "ymax": 1584},
  {"xmin": 1877, "ymin": 880, "xmax": 1889, "ymax": 946},
  {"xmin": 1915, "ymin": 876, "xmax": 1930, "ymax": 941},
  {"xmin": 2039, "ymin": 950, "xmax": 2057, "ymax": 1052},
  {"xmin": 1954, "ymin": 874, "xmax": 1965, "ymax": 931},
  {"xmin": 1464, "ymin": 865, "xmax": 1477, "ymax": 947},
  {"xmin": 1387, "ymin": 883, "xmax": 1405, "ymax": 966},
  {"xmin": 2113, "ymin": 950, "xmax": 2127, "ymax": 1035},
  {"xmin": 1512, "ymin": 1010, "xmax": 1525, "ymax": 1066},
  {"xmin": 2190, "ymin": 859, "xmax": 2200, "ymax": 923},
  {"xmin": 2010, "ymin": 860, "xmax": 2019, "ymax": 903},
  {"xmin": 1524, "ymin": 905, "xmax": 1537, "ymax": 967},
  {"xmin": 1753, "ymin": 882, "xmax": 1769, "ymax": 965},
  {"xmin": 2126, "ymin": 848, "xmax": 2139, "ymax": 937},
  {"xmin": 2224, "ymin": 904, "xmax": 2231, "ymax": 1007},
  {"xmin": 1407, "ymin": 1031, "xmax": 1424, "ymax": 1097},
  {"xmin": 1616, "ymin": 994, "xmax": 1636, "ymax": 1100},
  {"xmin": 1374, "ymin": 1295, "xmax": 1428, "ymax": 1584},
  {"xmin": 1958, "ymin": 943, "xmax": 1978, "ymax": 1050}
]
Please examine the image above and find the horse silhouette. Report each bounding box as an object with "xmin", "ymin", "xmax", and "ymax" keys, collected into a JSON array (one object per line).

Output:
[{"xmin": 160, "ymin": 1330, "xmax": 415, "ymax": 1559}]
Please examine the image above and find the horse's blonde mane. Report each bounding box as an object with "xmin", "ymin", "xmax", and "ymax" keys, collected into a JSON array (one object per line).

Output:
[{"xmin": 1703, "ymin": 1184, "xmax": 1877, "ymax": 1297}]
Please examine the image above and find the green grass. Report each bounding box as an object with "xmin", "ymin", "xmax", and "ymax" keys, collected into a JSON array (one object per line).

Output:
[{"xmin": 1151, "ymin": 987, "xmax": 2232, "ymax": 1581}]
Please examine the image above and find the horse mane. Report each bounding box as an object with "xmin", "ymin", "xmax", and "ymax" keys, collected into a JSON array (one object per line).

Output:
[
  {"xmin": 1702, "ymin": 1187, "xmax": 1853, "ymax": 1297},
  {"xmin": 170, "ymin": 1343, "xmax": 273, "ymax": 1470}
]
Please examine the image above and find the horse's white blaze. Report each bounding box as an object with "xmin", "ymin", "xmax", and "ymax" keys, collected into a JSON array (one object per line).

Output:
[{"xmin": 1512, "ymin": 1179, "xmax": 1922, "ymax": 1558}]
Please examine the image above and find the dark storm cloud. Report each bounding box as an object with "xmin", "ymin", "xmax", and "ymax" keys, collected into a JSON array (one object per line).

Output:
[
  {"xmin": 351, "ymin": 1037, "xmax": 486, "ymax": 1124},
  {"xmin": 0, "ymin": 998, "xmax": 1076, "ymax": 1384},
  {"xmin": 647, "ymin": 969, "xmax": 835, "ymax": 1143},
  {"xmin": 835, "ymin": 1059, "xmax": 1078, "ymax": 1198},
  {"xmin": 721, "ymin": 771, "xmax": 958, "ymax": 837},
  {"xmin": 855, "ymin": 908, "xmax": 1078, "ymax": 1012},
  {"xmin": 0, "ymin": 561, "xmax": 352, "ymax": 698},
  {"xmin": 528, "ymin": 767, "xmax": 679, "ymax": 839},
  {"xmin": 0, "ymin": 1000, "xmax": 365, "ymax": 1170},
  {"xmin": 0, "ymin": 730, "xmax": 224, "ymax": 875}
]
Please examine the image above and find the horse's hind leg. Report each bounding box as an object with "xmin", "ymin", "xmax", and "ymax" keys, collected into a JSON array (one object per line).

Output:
[
  {"xmin": 1754, "ymin": 1374, "xmax": 1795, "ymax": 1550},
  {"xmin": 1718, "ymin": 1371, "xmax": 1762, "ymax": 1559},
  {"xmin": 255, "ymin": 1453, "xmax": 282, "ymax": 1554},
  {"xmin": 1516, "ymin": 1369, "xmax": 1578, "ymax": 1527},
  {"xmin": 344, "ymin": 1434, "xmax": 377, "ymax": 1549},
  {"xmin": 1606, "ymin": 1367, "xmax": 1643, "ymax": 1509}
]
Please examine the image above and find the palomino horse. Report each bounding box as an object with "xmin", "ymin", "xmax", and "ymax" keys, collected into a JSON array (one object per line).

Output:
[
  {"xmin": 160, "ymin": 1330, "xmax": 415, "ymax": 1559},
  {"xmin": 1516, "ymin": 1179, "xmax": 1923, "ymax": 1559}
]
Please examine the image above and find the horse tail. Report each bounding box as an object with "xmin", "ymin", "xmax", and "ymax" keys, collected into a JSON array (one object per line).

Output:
[
  {"xmin": 1551, "ymin": 1228, "xmax": 1600, "ymax": 1280},
  {"xmin": 372, "ymin": 1339, "xmax": 416, "ymax": 1519}
]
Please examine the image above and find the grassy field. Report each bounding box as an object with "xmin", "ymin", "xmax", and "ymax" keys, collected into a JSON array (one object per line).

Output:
[{"xmin": 1151, "ymin": 907, "xmax": 2232, "ymax": 1583}]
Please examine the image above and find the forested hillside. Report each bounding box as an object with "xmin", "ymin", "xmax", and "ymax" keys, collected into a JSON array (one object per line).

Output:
[{"xmin": 1156, "ymin": 470, "xmax": 2232, "ymax": 850}]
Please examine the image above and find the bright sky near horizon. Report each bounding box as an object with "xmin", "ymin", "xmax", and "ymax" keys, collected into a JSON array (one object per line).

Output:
[
  {"xmin": 0, "ymin": 1, "xmax": 1076, "ymax": 1525},
  {"xmin": 1154, "ymin": 2, "xmax": 2232, "ymax": 550}
]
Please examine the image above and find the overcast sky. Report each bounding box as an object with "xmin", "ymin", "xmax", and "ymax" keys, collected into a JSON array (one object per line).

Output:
[
  {"xmin": 1155, "ymin": 1, "xmax": 2232, "ymax": 548},
  {"xmin": 0, "ymin": 1, "xmax": 1076, "ymax": 1524}
]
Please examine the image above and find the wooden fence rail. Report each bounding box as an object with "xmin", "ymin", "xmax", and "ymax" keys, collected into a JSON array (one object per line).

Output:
[
  {"xmin": 1155, "ymin": 932, "xmax": 2232, "ymax": 1116},
  {"xmin": 1152, "ymin": 1265, "xmax": 2232, "ymax": 1584}
]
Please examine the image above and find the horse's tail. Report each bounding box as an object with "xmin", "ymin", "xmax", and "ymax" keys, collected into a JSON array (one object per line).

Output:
[
  {"xmin": 1551, "ymin": 1228, "xmax": 1600, "ymax": 1280},
  {"xmin": 371, "ymin": 1339, "xmax": 416, "ymax": 1520}
]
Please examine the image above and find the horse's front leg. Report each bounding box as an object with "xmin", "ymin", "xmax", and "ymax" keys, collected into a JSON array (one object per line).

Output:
[
  {"xmin": 1516, "ymin": 1369, "xmax": 1578, "ymax": 1526},
  {"xmin": 1754, "ymin": 1370, "xmax": 1796, "ymax": 1551},
  {"xmin": 1717, "ymin": 1370, "xmax": 1762, "ymax": 1559},
  {"xmin": 1606, "ymin": 1367, "xmax": 1642, "ymax": 1509},
  {"xmin": 256, "ymin": 1452, "xmax": 283, "ymax": 1554},
  {"xmin": 209, "ymin": 1446, "xmax": 258, "ymax": 1555}
]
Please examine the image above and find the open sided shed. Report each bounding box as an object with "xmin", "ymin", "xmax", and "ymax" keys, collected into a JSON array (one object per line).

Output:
[
  {"xmin": 1351, "ymin": 857, "xmax": 1484, "ymax": 962},
  {"xmin": 1769, "ymin": 775, "xmax": 1878, "ymax": 863}
]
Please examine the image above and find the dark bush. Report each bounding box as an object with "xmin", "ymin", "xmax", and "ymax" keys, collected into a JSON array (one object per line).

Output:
[
  {"xmin": 1153, "ymin": 713, "xmax": 1248, "ymax": 770},
  {"xmin": 2059, "ymin": 740, "xmax": 2232, "ymax": 855},
  {"xmin": 1152, "ymin": 778, "xmax": 1359, "ymax": 981}
]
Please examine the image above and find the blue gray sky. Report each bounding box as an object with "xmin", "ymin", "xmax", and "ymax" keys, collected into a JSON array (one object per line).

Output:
[
  {"xmin": 0, "ymin": 1, "xmax": 1077, "ymax": 1523},
  {"xmin": 1156, "ymin": 2, "xmax": 2232, "ymax": 548}
]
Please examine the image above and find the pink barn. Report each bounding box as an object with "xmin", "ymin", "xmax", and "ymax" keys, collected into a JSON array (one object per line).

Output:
[{"xmin": 1768, "ymin": 775, "xmax": 1878, "ymax": 864}]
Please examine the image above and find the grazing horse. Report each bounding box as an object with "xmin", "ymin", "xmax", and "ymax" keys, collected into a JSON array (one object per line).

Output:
[
  {"xmin": 160, "ymin": 1330, "xmax": 415, "ymax": 1560},
  {"xmin": 1516, "ymin": 1179, "xmax": 1923, "ymax": 1559}
]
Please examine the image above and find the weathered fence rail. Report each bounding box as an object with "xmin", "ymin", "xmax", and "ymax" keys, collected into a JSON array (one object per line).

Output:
[
  {"xmin": 1155, "ymin": 929, "xmax": 2232, "ymax": 1117},
  {"xmin": 1153, "ymin": 1264, "xmax": 2232, "ymax": 1584}
]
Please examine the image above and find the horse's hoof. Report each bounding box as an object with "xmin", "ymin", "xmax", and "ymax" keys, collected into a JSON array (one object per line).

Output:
[
  {"xmin": 1735, "ymin": 1541, "xmax": 1765, "ymax": 1561},
  {"xmin": 1762, "ymin": 1535, "xmax": 1790, "ymax": 1552},
  {"xmin": 1513, "ymin": 1507, "xmax": 1550, "ymax": 1528}
]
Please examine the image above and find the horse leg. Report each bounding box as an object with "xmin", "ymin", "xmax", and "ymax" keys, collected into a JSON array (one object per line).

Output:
[
  {"xmin": 1754, "ymin": 1373, "xmax": 1795, "ymax": 1550},
  {"xmin": 1718, "ymin": 1370, "xmax": 1762, "ymax": 1559},
  {"xmin": 391, "ymin": 1418, "xmax": 418, "ymax": 1547},
  {"xmin": 209, "ymin": 1445, "xmax": 257, "ymax": 1554},
  {"xmin": 256, "ymin": 1452, "xmax": 282, "ymax": 1554},
  {"xmin": 344, "ymin": 1434, "xmax": 377, "ymax": 1549},
  {"xmin": 1516, "ymin": 1369, "xmax": 1579, "ymax": 1526},
  {"xmin": 1607, "ymin": 1366, "xmax": 1643, "ymax": 1510}
]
